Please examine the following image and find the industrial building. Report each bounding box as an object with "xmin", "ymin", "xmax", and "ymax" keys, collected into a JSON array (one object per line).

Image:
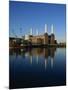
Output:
[
  {"xmin": 24, "ymin": 24, "xmax": 57, "ymax": 45},
  {"xmin": 9, "ymin": 24, "xmax": 58, "ymax": 48}
]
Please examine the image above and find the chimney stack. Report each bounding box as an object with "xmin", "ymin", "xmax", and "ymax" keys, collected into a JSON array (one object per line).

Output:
[
  {"xmin": 36, "ymin": 29, "xmax": 39, "ymax": 36},
  {"xmin": 30, "ymin": 28, "xmax": 32, "ymax": 35},
  {"xmin": 51, "ymin": 24, "xmax": 54, "ymax": 34},
  {"xmin": 45, "ymin": 24, "xmax": 47, "ymax": 33}
]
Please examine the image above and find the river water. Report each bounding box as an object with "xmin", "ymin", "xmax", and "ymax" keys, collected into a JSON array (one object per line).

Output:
[{"xmin": 9, "ymin": 47, "xmax": 66, "ymax": 89}]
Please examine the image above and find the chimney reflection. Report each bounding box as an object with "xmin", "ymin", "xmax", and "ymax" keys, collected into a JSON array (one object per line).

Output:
[
  {"xmin": 50, "ymin": 48, "xmax": 56, "ymax": 68},
  {"xmin": 43, "ymin": 47, "xmax": 56, "ymax": 69},
  {"xmin": 45, "ymin": 58, "xmax": 47, "ymax": 70},
  {"xmin": 25, "ymin": 52, "xmax": 29, "ymax": 57},
  {"xmin": 36, "ymin": 55, "xmax": 39, "ymax": 64},
  {"xmin": 10, "ymin": 47, "xmax": 56, "ymax": 69},
  {"xmin": 29, "ymin": 50, "xmax": 33, "ymax": 65},
  {"xmin": 30, "ymin": 55, "xmax": 32, "ymax": 65},
  {"xmin": 50, "ymin": 48, "xmax": 56, "ymax": 58},
  {"xmin": 44, "ymin": 48, "xmax": 49, "ymax": 59},
  {"xmin": 51, "ymin": 58, "xmax": 53, "ymax": 68}
]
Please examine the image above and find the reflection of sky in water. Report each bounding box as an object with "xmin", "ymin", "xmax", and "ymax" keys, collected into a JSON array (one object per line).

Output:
[{"xmin": 9, "ymin": 48, "xmax": 66, "ymax": 89}]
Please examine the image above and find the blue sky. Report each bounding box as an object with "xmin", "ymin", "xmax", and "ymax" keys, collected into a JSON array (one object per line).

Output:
[{"xmin": 9, "ymin": 1, "xmax": 66, "ymax": 43}]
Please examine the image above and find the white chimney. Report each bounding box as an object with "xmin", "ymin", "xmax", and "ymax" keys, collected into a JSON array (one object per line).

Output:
[
  {"xmin": 51, "ymin": 24, "xmax": 54, "ymax": 34},
  {"xmin": 36, "ymin": 29, "xmax": 39, "ymax": 36},
  {"xmin": 45, "ymin": 24, "xmax": 47, "ymax": 33},
  {"xmin": 30, "ymin": 28, "xmax": 32, "ymax": 35}
]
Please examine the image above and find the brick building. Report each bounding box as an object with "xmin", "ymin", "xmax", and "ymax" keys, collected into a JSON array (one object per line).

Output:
[{"xmin": 25, "ymin": 24, "xmax": 57, "ymax": 45}]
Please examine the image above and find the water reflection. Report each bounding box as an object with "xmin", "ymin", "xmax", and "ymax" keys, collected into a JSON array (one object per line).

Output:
[
  {"xmin": 9, "ymin": 47, "xmax": 66, "ymax": 89},
  {"xmin": 9, "ymin": 47, "xmax": 56, "ymax": 70}
]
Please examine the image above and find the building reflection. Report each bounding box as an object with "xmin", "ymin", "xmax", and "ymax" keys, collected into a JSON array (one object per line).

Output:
[
  {"xmin": 50, "ymin": 48, "xmax": 56, "ymax": 68},
  {"xmin": 9, "ymin": 47, "xmax": 56, "ymax": 69}
]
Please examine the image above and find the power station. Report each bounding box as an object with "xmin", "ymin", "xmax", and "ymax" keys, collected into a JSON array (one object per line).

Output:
[
  {"xmin": 9, "ymin": 24, "xmax": 66, "ymax": 48},
  {"xmin": 24, "ymin": 24, "xmax": 57, "ymax": 45}
]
